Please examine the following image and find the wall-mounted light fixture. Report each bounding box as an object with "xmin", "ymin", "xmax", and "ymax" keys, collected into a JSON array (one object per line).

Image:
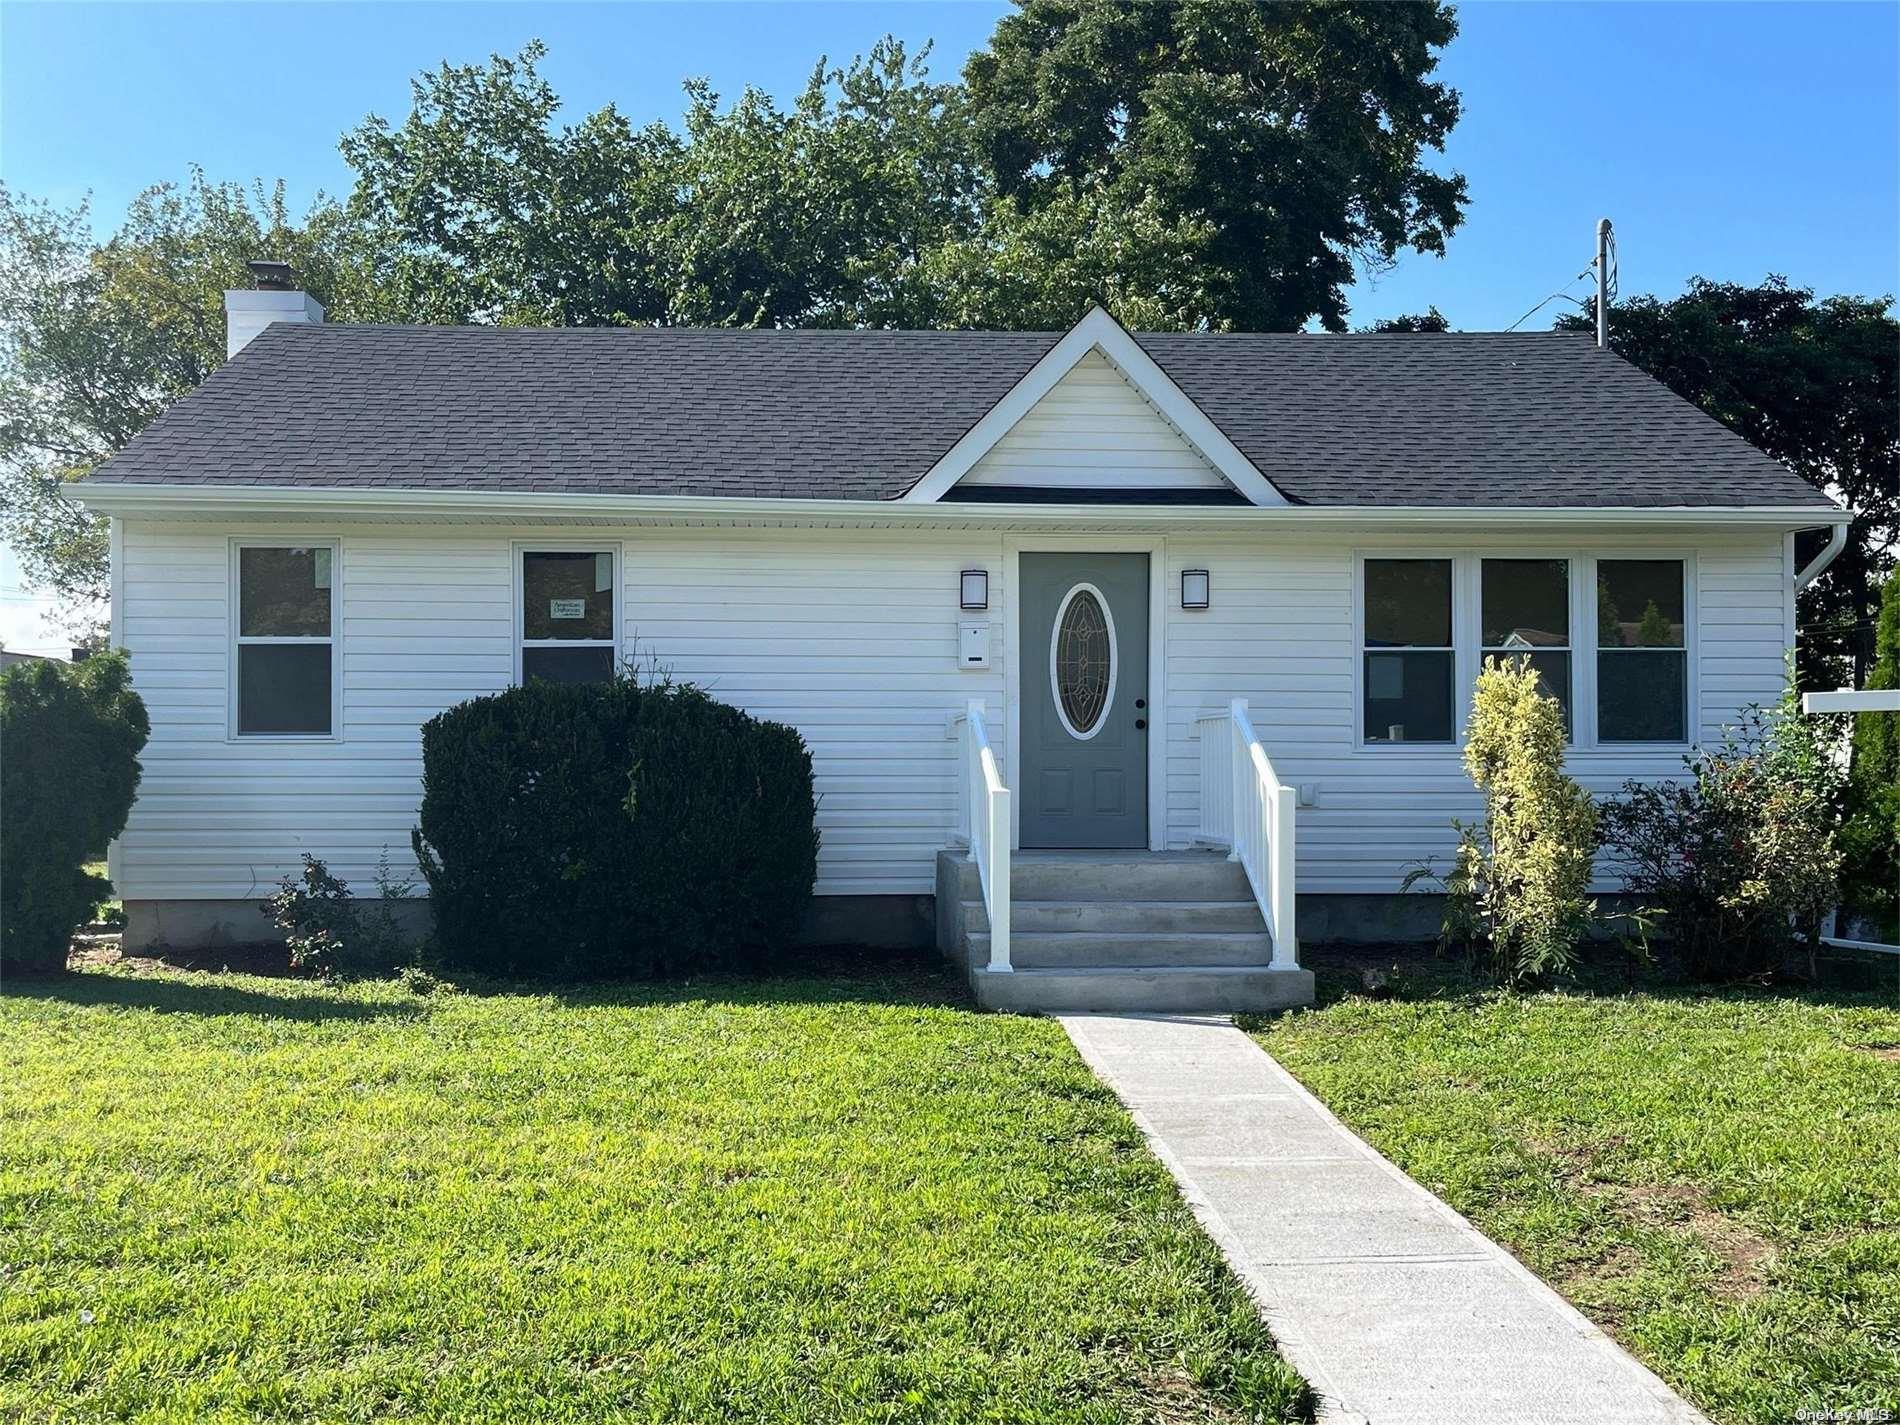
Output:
[
  {"xmin": 960, "ymin": 569, "xmax": 989, "ymax": 610},
  {"xmin": 1181, "ymin": 569, "xmax": 1211, "ymax": 610}
]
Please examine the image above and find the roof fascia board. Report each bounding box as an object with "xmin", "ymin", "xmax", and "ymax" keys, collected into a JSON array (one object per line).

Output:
[
  {"xmin": 67, "ymin": 481, "xmax": 1846, "ymax": 532},
  {"xmin": 901, "ymin": 306, "xmax": 1288, "ymax": 507}
]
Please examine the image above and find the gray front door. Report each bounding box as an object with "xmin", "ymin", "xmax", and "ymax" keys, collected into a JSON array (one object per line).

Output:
[{"xmin": 1020, "ymin": 553, "xmax": 1150, "ymax": 848}]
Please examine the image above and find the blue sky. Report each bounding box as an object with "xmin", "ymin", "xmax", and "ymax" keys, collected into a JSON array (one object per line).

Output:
[{"xmin": 2, "ymin": 0, "xmax": 1897, "ymax": 332}]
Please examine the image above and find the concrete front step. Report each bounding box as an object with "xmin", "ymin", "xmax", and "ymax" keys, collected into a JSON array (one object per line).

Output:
[
  {"xmin": 963, "ymin": 898, "xmax": 1268, "ymax": 935},
  {"xmin": 971, "ymin": 964, "xmax": 1314, "ymax": 1013},
  {"xmin": 946, "ymin": 851, "xmax": 1251, "ymax": 903},
  {"xmin": 967, "ymin": 929, "xmax": 1272, "ymax": 969}
]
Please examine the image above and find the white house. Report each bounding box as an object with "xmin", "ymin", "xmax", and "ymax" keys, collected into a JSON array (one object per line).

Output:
[{"xmin": 70, "ymin": 269, "xmax": 1849, "ymax": 1010}]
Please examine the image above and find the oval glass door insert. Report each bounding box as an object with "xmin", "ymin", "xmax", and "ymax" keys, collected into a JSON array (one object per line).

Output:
[{"xmin": 1050, "ymin": 583, "xmax": 1117, "ymax": 739}]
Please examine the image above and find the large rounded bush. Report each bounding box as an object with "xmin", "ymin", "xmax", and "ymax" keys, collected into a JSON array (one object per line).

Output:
[
  {"xmin": 412, "ymin": 674, "xmax": 818, "ymax": 978},
  {"xmin": 1, "ymin": 651, "xmax": 149, "ymax": 975}
]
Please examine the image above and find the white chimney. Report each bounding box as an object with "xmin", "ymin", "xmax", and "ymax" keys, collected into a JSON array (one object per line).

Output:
[{"xmin": 225, "ymin": 260, "xmax": 324, "ymax": 359}]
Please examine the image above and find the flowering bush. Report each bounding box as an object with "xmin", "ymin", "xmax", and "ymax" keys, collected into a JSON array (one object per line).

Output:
[
  {"xmin": 1407, "ymin": 657, "xmax": 1598, "ymax": 984},
  {"xmin": 1598, "ymin": 673, "xmax": 1844, "ymax": 981}
]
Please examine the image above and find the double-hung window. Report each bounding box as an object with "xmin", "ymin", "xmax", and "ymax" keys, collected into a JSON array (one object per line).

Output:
[
  {"xmin": 519, "ymin": 549, "xmax": 618, "ymax": 684},
  {"xmin": 1482, "ymin": 558, "xmax": 1572, "ymax": 733},
  {"xmin": 1596, "ymin": 559, "xmax": 1687, "ymax": 742},
  {"xmin": 1362, "ymin": 559, "xmax": 1456, "ymax": 744},
  {"xmin": 234, "ymin": 543, "xmax": 336, "ymax": 736}
]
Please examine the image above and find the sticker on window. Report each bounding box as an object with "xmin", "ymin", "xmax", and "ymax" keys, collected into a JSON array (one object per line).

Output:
[{"xmin": 549, "ymin": 598, "xmax": 587, "ymax": 620}]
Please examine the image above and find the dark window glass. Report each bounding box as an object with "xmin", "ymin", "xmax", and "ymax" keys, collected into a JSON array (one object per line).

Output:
[
  {"xmin": 239, "ymin": 546, "xmax": 331, "ymax": 636},
  {"xmin": 523, "ymin": 551, "xmax": 614, "ymax": 641},
  {"xmin": 1055, "ymin": 589, "xmax": 1111, "ymax": 735},
  {"xmin": 1482, "ymin": 650, "xmax": 1573, "ymax": 734},
  {"xmin": 1365, "ymin": 560, "xmax": 1453, "ymax": 647},
  {"xmin": 1482, "ymin": 560, "xmax": 1569, "ymax": 647},
  {"xmin": 237, "ymin": 644, "xmax": 332, "ymax": 734},
  {"xmin": 1597, "ymin": 560, "xmax": 1684, "ymax": 648},
  {"xmin": 1598, "ymin": 651, "xmax": 1687, "ymax": 741},
  {"xmin": 522, "ymin": 646, "xmax": 616, "ymax": 685},
  {"xmin": 1482, "ymin": 561, "xmax": 1571, "ymax": 730},
  {"xmin": 1364, "ymin": 651, "xmax": 1455, "ymax": 744}
]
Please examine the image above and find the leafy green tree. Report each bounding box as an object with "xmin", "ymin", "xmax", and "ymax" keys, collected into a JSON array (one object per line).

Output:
[
  {"xmin": 1842, "ymin": 571, "xmax": 1899, "ymax": 937},
  {"xmin": 1561, "ymin": 277, "xmax": 1898, "ymax": 685},
  {"xmin": 0, "ymin": 173, "xmax": 389, "ymax": 622},
  {"xmin": 1365, "ymin": 308, "xmax": 1451, "ymax": 333},
  {"xmin": 342, "ymin": 40, "xmax": 982, "ymax": 330},
  {"xmin": 962, "ymin": 0, "xmax": 1467, "ymax": 331}
]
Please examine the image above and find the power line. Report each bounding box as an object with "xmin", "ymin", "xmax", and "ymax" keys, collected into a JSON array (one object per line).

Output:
[{"xmin": 1504, "ymin": 263, "xmax": 1594, "ymax": 333}]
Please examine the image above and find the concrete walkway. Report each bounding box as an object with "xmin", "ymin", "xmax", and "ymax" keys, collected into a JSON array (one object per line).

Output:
[{"xmin": 1059, "ymin": 1013, "xmax": 1710, "ymax": 1425}]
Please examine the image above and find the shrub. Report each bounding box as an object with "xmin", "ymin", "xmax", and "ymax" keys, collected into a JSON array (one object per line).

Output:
[
  {"xmin": 262, "ymin": 851, "xmax": 416, "ymax": 978},
  {"xmin": 1598, "ymin": 673, "xmax": 1845, "ymax": 981},
  {"xmin": 1842, "ymin": 571, "xmax": 1899, "ymax": 940},
  {"xmin": 1406, "ymin": 656, "xmax": 1598, "ymax": 984},
  {"xmin": 0, "ymin": 651, "xmax": 148, "ymax": 976},
  {"xmin": 412, "ymin": 672, "xmax": 818, "ymax": 978}
]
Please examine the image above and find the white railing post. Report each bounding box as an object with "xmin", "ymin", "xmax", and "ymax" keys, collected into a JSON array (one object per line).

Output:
[
  {"xmin": 987, "ymin": 785, "xmax": 1011, "ymax": 971},
  {"xmin": 1270, "ymin": 784, "xmax": 1298, "ymax": 968},
  {"xmin": 959, "ymin": 698, "xmax": 1012, "ymax": 974},
  {"xmin": 1228, "ymin": 699, "xmax": 1248, "ymax": 864}
]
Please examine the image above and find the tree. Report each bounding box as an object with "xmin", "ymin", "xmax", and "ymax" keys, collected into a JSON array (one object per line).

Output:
[
  {"xmin": 1366, "ymin": 308, "xmax": 1451, "ymax": 333},
  {"xmin": 342, "ymin": 39, "xmax": 983, "ymax": 330},
  {"xmin": 1561, "ymin": 277, "xmax": 1898, "ymax": 685},
  {"xmin": 962, "ymin": 0, "xmax": 1467, "ymax": 331},
  {"xmin": 1842, "ymin": 571, "xmax": 1899, "ymax": 938},
  {"xmin": 0, "ymin": 174, "xmax": 389, "ymax": 623}
]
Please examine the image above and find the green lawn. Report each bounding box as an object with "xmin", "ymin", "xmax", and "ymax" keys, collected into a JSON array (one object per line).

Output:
[
  {"xmin": 1247, "ymin": 960, "xmax": 1900, "ymax": 1425},
  {"xmin": 0, "ymin": 955, "xmax": 1308, "ymax": 1424}
]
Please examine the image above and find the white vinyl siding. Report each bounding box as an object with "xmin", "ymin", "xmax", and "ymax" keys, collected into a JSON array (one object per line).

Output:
[
  {"xmin": 1163, "ymin": 531, "xmax": 1789, "ymax": 894},
  {"xmin": 115, "ymin": 523, "xmax": 1005, "ymax": 900},
  {"xmin": 956, "ymin": 350, "xmax": 1230, "ymax": 491},
  {"xmin": 114, "ymin": 521, "xmax": 1791, "ymax": 905}
]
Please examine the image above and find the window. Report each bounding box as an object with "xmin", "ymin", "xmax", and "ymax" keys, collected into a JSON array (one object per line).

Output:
[
  {"xmin": 1052, "ymin": 584, "xmax": 1114, "ymax": 739},
  {"xmin": 520, "ymin": 550, "xmax": 616, "ymax": 684},
  {"xmin": 234, "ymin": 544, "xmax": 335, "ymax": 736},
  {"xmin": 1482, "ymin": 558, "xmax": 1572, "ymax": 732},
  {"xmin": 1596, "ymin": 559, "xmax": 1687, "ymax": 742},
  {"xmin": 1362, "ymin": 559, "xmax": 1455, "ymax": 744}
]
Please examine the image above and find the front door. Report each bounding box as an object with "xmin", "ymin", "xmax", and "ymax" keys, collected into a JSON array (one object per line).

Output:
[{"xmin": 1020, "ymin": 553, "xmax": 1149, "ymax": 848}]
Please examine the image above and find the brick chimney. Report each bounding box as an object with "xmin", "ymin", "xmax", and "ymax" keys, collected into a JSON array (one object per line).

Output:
[{"xmin": 225, "ymin": 259, "xmax": 324, "ymax": 359}]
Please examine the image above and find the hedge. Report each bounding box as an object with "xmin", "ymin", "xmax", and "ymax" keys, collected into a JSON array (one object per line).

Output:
[
  {"xmin": 1, "ymin": 651, "xmax": 149, "ymax": 975},
  {"xmin": 412, "ymin": 673, "xmax": 818, "ymax": 978}
]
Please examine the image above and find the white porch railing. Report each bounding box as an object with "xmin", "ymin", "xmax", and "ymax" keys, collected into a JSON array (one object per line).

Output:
[
  {"xmin": 954, "ymin": 699, "xmax": 1012, "ymax": 972},
  {"xmin": 1192, "ymin": 699, "xmax": 1298, "ymax": 969}
]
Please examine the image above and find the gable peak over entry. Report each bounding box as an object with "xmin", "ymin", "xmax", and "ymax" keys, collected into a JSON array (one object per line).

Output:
[{"xmin": 903, "ymin": 306, "xmax": 1288, "ymax": 507}]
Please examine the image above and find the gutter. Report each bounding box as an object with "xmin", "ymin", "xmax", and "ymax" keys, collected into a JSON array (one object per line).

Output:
[{"xmin": 64, "ymin": 481, "xmax": 1851, "ymax": 533}]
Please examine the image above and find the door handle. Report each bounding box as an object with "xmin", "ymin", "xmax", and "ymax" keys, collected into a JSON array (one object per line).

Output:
[{"xmin": 1135, "ymin": 718, "xmax": 1147, "ymax": 730}]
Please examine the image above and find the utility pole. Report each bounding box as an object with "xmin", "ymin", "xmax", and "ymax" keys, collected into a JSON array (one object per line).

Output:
[{"xmin": 1595, "ymin": 218, "xmax": 1613, "ymax": 348}]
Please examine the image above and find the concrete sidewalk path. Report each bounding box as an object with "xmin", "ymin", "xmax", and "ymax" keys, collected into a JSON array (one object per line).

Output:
[{"xmin": 1059, "ymin": 1013, "xmax": 1710, "ymax": 1425}]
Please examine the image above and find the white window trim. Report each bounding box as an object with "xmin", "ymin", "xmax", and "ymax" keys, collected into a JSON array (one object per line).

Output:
[
  {"xmin": 1353, "ymin": 550, "xmax": 1699, "ymax": 754},
  {"xmin": 228, "ymin": 537, "xmax": 342, "ymax": 742},
  {"xmin": 511, "ymin": 540, "xmax": 625, "ymax": 686},
  {"xmin": 1353, "ymin": 551, "xmax": 1468, "ymax": 749}
]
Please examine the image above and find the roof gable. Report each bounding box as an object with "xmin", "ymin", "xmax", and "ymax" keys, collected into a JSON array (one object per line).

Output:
[
  {"xmin": 954, "ymin": 349, "xmax": 1231, "ymax": 496},
  {"xmin": 902, "ymin": 307, "xmax": 1287, "ymax": 506}
]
